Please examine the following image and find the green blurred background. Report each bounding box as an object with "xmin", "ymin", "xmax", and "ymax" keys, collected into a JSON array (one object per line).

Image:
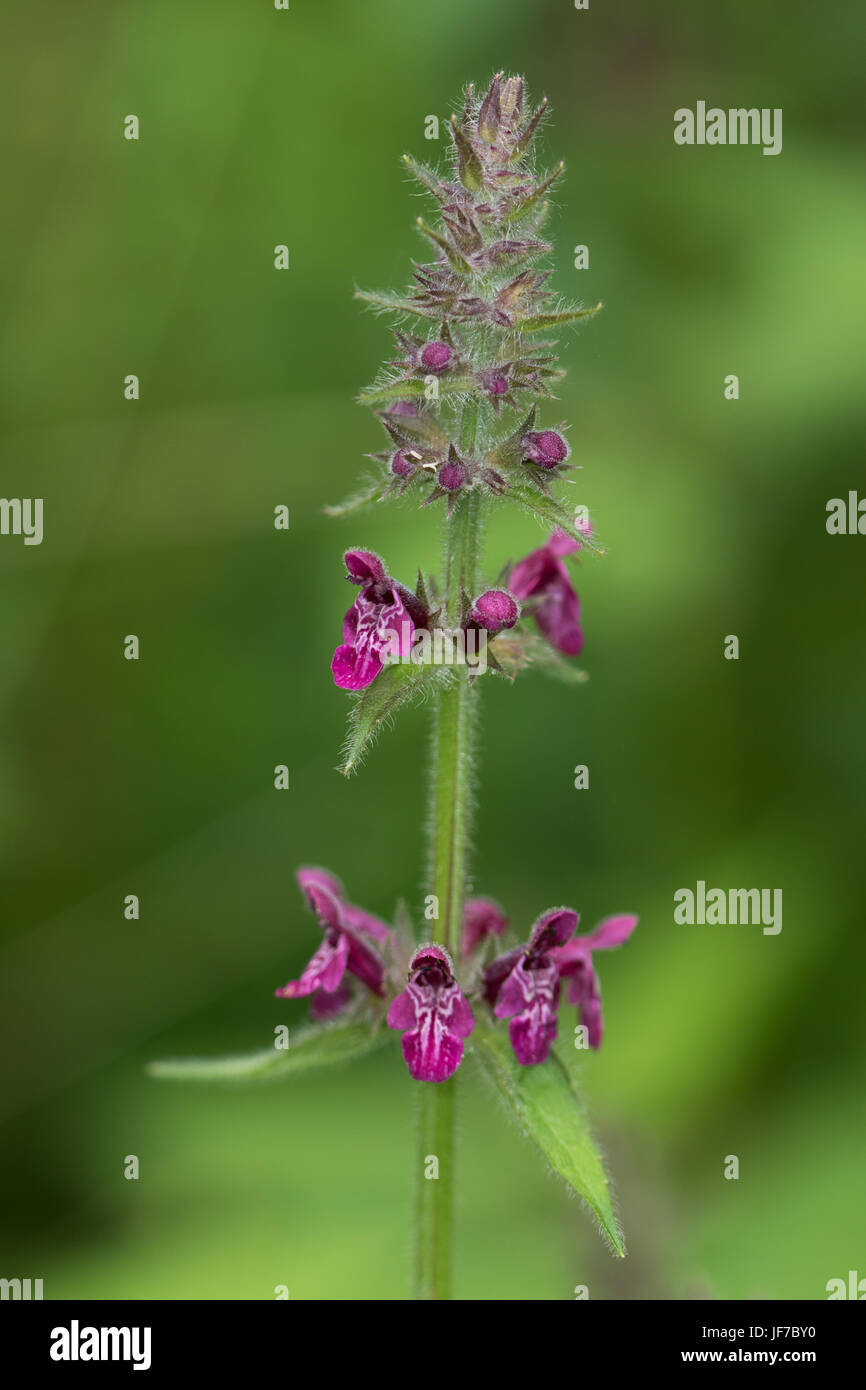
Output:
[{"xmin": 1, "ymin": 0, "xmax": 864, "ymax": 1300}]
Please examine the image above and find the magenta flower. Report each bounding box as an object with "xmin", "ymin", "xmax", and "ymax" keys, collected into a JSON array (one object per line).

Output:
[
  {"xmin": 509, "ymin": 529, "xmax": 583, "ymax": 657},
  {"xmin": 388, "ymin": 944, "xmax": 474, "ymax": 1083},
  {"xmin": 484, "ymin": 908, "xmax": 577, "ymax": 1065},
  {"xmin": 461, "ymin": 897, "xmax": 508, "ymax": 957},
  {"xmin": 550, "ymin": 913, "xmax": 638, "ymax": 1049},
  {"xmin": 275, "ymin": 867, "xmax": 389, "ymax": 1016},
  {"xmin": 331, "ymin": 549, "xmax": 427, "ymax": 691}
]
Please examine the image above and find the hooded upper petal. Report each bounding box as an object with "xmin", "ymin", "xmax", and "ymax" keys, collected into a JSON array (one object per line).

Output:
[
  {"xmin": 296, "ymin": 866, "xmax": 345, "ymax": 905},
  {"xmin": 295, "ymin": 865, "xmax": 391, "ymax": 944},
  {"xmin": 344, "ymin": 548, "xmax": 387, "ymax": 585}
]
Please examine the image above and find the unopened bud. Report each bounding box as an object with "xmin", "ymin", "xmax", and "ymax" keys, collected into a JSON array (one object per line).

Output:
[
  {"xmin": 469, "ymin": 588, "xmax": 519, "ymax": 633},
  {"xmin": 390, "ymin": 450, "xmax": 415, "ymax": 477},
  {"xmin": 523, "ymin": 429, "xmax": 569, "ymax": 469},
  {"xmin": 419, "ymin": 340, "xmax": 453, "ymax": 374},
  {"xmin": 438, "ymin": 460, "xmax": 466, "ymax": 492}
]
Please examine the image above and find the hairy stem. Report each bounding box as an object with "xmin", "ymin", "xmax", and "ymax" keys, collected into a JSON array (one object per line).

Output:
[
  {"xmin": 413, "ymin": 1075, "xmax": 454, "ymax": 1299},
  {"xmin": 414, "ymin": 475, "xmax": 484, "ymax": 1301}
]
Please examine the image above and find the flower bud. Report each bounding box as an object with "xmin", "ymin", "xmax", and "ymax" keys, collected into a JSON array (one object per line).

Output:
[
  {"xmin": 523, "ymin": 429, "xmax": 569, "ymax": 469},
  {"xmin": 419, "ymin": 340, "xmax": 453, "ymax": 374},
  {"xmin": 438, "ymin": 460, "xmax": 466, "ymax": 492},
  {"xmin": 468, "ymin": 588, "xmax": 519, "ymax": 634},
  {"xmin": 390, "ymin": 450, "xmax": 415, "ymax": 477}
]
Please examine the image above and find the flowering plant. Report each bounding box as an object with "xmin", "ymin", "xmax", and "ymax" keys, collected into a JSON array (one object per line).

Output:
[{"xmin": 152, "ymin": 75, "xmax": 637, "ymax": 1300}]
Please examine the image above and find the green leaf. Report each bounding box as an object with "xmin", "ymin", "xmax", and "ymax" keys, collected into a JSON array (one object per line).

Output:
[
  {"xmin": 518, "ymin": 302, "xmax": 603, "ymax": 332},
  {"xmin": 471, "ymin": 1020, "xmax": 625, "ymax": 1257},
  {"xmin": 507, "ymin": 162, "xmax": 565, "ymax": 223},
  {"xmin": 449, "ymin": 116, "xmax": 483, "ymax": 192},
  {"xmin": 147, "ymin": 1017, "xmax": 390, "ymax": 1083},
  {"xmin": 358, "ymin": 375, "xmax": 475, "ymax": 408},
  {"xmin": 402, "ymin": 153, "xmax": 443, "ymax": 199},
  {"xmin": 324, "ymin": 478, "xmax": 385, "ymax": 518},
  {"xmin": 508, "ymin": 482, "xmax": 605, "ymax": 555},
  {"xmin": 415, "ymin": 218, "xmax": 472, "ymax": 273},
  {"xmin": 354, "ymin": 287, "xmax": 437, "ymax": 320},
  {"xmin": 340, "ymin": 660, "xmax": 449, "ymax": 776}
]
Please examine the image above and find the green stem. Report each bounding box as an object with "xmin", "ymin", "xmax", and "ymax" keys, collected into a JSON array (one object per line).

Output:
[
  {"xmin": 414, "ymin": 476, "xmax": 484, "ymax": 1301},
  {"xmin": 413, "ymin": 1076, "xmax": 454, "ymax": 1299}
]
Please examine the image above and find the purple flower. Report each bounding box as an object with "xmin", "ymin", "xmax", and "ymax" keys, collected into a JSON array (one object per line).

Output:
[
  {"xmin": 550, "ymin": 914, "xmax": 638, "ymax": 1049},
  {"xmin": 522, "ymin": 428, "xmax": 569, "ymax": 469},
  {"xmin": 509, "ymin": 529, "xmax": 583, "ymax": 657},
  {"xmin": 387, "ymin": 944, "xmax": 474, "ymax": 1083},
  {"xmin": 419, "ymin": 340, "xmax": 453, "ymax": 374},
  {"xmin": 275, "ymin": 867, "xmax": 389, "ymax": 1016},
  {"xmin": 331, "ymin": 549, "xmax": 427, "ymax": 691},
  {"xmin": 467, "ymin": 588, "xmax": 519, "ymax": 635},
  {"xmin": 461, "ymin": 897, "xmax": 508, "ymax": 958},
  {"xmin": 484, "ymin": 908, "xmax": 577, "ymax": 1065}
]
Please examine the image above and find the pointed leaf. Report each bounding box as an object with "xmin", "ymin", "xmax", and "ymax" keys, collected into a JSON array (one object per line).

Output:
[
  {"xmin": 148, "ymin": 1018, "xmax": 389, "ymax": 1083},
  {"xmin": 415, "ymin": 218, "xmax": 472, "ymax": 272},
  {"xmin": 354, "ymin": 287, "xmax": 438, "ymax": 321},
  {"xmin": 449, "ymin": 116, "xmax": 483, "ymax": 192},
  {"xmin": 511, "ymin": 98, "xmax": 549, "ymax": 162},
  {"xmin": 471, "ymin": 1019, "xmax": 624, "ymax": 1257},
  {"xmin": 359, "ymin": 375, "xmax": 475, "ymax": 408},
  {"xmin": 340, "ymin": 660, "xmax": 450, "ymax": 776},
  {"xmin": 517, "ymin": 302, "xmax": 603, "ymax": 332},
  {"xmin": 324, "ymin": 478, "xmax": 386, "ymax": 518},
  {"xmin": 508, "ymin": 483, "xmax": 605, "ymax": 555},
  {"xmin": 402, "ymin": 153, "xmax": 444, "ymax": 200},
  {"xmin": 507, "ymin": 162, "xmax": 565, "ymax": 223}
]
